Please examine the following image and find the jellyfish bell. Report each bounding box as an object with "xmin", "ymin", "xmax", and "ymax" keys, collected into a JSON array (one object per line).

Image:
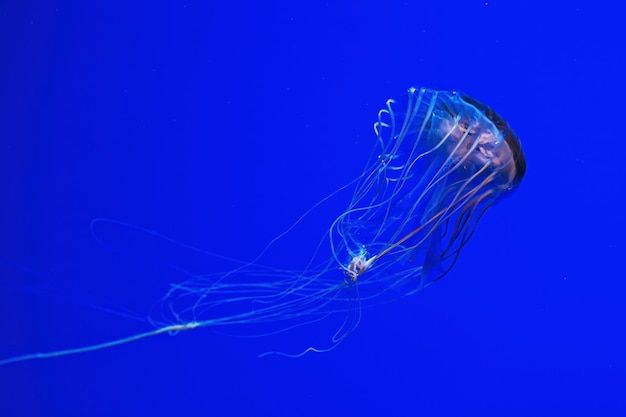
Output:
[
  {"xmin": 457, "ymin": 92, "xmax": 526, "ymax": 190},
  {"xmin": 0, "ymin": 86, "xmax": 526, "ymax": 366},
  {"xmin": 331, "ymin": 87, "xmax": 526, "ymax": 289}
]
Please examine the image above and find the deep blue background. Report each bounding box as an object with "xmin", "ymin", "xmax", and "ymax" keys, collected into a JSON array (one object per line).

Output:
[{"xmin": 1, "ymin": 1, "xmax": 625, "ymax": 415}]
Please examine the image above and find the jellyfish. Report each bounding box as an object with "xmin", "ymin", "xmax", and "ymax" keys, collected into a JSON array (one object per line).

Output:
[{"xmin": 0, "ymin": 86, "xmax": 526, "ymax": 366}]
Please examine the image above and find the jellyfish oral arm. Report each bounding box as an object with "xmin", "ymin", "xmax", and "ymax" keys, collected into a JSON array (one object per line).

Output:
[
  {"xmin": 343, "ymin": 250, "xmax": 376, "ymax": 283},
  {"xmin": 0, "ymin": 322, "xmax": 201, "ymax": 367}
]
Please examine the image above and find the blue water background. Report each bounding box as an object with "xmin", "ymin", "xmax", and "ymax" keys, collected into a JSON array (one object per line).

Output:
[{"xmin": 1, "ymin": 1, "xmax": 625, "ymax": 415}]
